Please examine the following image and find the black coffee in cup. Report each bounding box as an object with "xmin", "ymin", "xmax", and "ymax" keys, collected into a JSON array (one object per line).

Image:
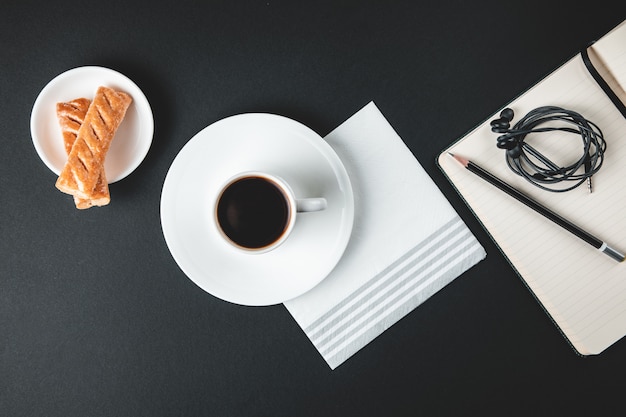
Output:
[{"xmin": 216, "ymin": 176, "xmax": 291, "ymax": 249}]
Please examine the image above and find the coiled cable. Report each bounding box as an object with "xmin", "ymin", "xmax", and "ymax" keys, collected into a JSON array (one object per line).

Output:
[{"xmin": 491, "ymin": 106, "xmax": 606, "ymax": 192}]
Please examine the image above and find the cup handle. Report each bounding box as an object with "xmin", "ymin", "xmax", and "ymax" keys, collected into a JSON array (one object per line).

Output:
[{"xmin": 296, "ymin": 198, "xmax": 327, "ymax": 212}]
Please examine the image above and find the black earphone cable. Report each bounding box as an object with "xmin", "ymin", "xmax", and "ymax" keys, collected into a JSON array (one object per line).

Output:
[{"xmin": 490, "ymin": 106, "xmax": 606, "ymax": 192}]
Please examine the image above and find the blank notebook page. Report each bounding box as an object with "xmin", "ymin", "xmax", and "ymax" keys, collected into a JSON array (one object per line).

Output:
[{"xmin": 438, "ymin": 20, "xmax": 626, "ymax": 355}]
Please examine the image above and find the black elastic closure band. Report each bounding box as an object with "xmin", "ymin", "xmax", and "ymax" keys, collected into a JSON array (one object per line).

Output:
[{"xmin": 581, "ymin": 46, "xmax": 626, "ymax": 120}]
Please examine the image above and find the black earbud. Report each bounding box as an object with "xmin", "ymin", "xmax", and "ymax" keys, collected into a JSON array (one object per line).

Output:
[
  {"xmin": 491, "ymin": 108, "xmax": 522, "ymax": 158},
  {"xmin": 500, "ymin": 108, "xmax": 514, "ymax": 122},
  {"xmin": 490, "ymin": 108, "xmax": 514, "ymax": 133}
]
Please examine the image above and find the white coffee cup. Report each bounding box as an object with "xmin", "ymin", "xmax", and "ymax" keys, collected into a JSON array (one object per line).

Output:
[{"xmin": 214, "ymin": 172, "xmax": 327, "ymax": 253}]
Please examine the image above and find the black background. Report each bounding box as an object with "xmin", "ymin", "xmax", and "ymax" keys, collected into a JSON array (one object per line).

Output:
[{"xmin": 2, "ymin": 1, "xmax": 626, "ymax": 416}]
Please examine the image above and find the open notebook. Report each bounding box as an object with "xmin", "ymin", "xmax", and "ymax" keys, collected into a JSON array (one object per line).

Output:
[{"xmin": 438, "ymin": 19, "xmax": 626, "ymax": 355}]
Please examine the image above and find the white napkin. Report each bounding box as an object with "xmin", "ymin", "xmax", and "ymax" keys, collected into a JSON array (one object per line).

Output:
[{"xmin": 284, "ymin": 102, "xmax": 486, "ymax": 369}]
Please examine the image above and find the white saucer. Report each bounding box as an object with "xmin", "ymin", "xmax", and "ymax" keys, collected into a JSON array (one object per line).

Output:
[
  {"xmin": 30, "ymin": 66, "xmax": 154, "ymax": 183},
  {"xmin": 160, "ymin": 114, "xmax": 354, "ymax": 306}
]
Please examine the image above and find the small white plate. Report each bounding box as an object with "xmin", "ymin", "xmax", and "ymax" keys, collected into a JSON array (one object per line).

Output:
[
  {"xmin": 30, "ymin": 66, "xmax": 154, "ymax": 183},
  {"xmin": 160, "ymin": 114, "xmax": 354, "ymax": 306}
]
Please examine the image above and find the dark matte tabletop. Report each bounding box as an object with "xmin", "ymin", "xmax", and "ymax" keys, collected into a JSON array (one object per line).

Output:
[{"xmin": 2, "ymin": 1, "xmax": 626, "ymax": 416}]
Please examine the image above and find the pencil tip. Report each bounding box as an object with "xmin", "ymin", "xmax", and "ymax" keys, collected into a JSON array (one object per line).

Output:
[{"xmin": 449, "ymin": 152, "xmax": 469, "ymax": 167}]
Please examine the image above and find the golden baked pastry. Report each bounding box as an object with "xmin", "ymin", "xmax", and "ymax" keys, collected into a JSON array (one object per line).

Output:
[
  {"xmin": 56, "ymin": 98, "xmax": 110, "ymax": 209},
  {"xmin": 55, "ymin": 86, "xmax": 132, "ymax": 202},
  {"xmin": 57, "ymin": 98, "xmax": 90, "ymax": 155}
]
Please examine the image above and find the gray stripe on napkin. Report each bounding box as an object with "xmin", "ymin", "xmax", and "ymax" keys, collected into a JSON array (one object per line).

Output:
[
  {"xmin": 305, "ymin": 217, "xmax": 462, "ymax": 336},
  {"xmin": 324, "ymin": 243, "xmax": 484, "ymax": 369},
  {"xmin": 301, "ymin": 217, "xmax": 484, "ymax": 369}
]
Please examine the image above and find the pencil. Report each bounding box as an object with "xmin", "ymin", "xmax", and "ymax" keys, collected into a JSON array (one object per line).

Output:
[{"xmin": 449, "ymin": 153, "xmax": 625, "ymax": 262}]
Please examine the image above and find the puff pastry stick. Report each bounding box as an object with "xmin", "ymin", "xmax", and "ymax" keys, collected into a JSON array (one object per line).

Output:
[
  {"xmin": 56, "ymin": 98, "xmax": 110, "ymax": 209},
  {"xmin": 55, "ymin": 86, "xmax": 132, "ymax": 200}
]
